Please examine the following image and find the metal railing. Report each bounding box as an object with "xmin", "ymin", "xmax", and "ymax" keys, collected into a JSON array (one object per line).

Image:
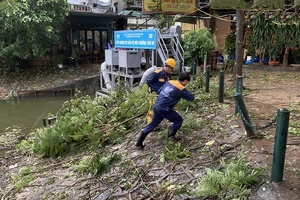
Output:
[
  {"xmin": 157, "ymin": 30, "xmax": 169, "ymax": 63},
  {"xmin": 170, "ymin": 33, "xmax": 184, "ymax": 66},
  {"xmin": 157, "ymin": 29, "xmax": 185, "ymax": 68}
]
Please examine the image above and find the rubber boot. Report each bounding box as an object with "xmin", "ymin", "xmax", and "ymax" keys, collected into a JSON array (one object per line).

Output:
[
  {"xmin": 168, "ymin": 125, "xmax": 174, "ymax": 137},
  {"xmin": 136, "ymin": 131, "xmax": 147, "ymax": 148},
  {"xmin": 167, "ymin": 126, "xmax": 181, "ymax": 142}
]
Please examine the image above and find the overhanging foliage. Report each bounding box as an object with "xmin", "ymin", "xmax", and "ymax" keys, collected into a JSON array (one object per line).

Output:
[
  {"xmin": 209, "ymin": 0, "xmax": 250, "ymax": 9},
  {"xmin": 209, "ymin": 0, "xmax": 284, "ymax": 10},
  {"xmin": 0, "ymin": 0, "xmax": 69, "ymax": 71},
  {"xmin": 248, "ymin": 11, "xmax": 300, "ymax": 61}
]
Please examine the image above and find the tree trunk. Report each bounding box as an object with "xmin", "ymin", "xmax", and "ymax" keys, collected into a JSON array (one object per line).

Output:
[
  {"xmin": 235, "ymin": 10, "xmax": 244, "ymax": 77},
  {"xmin": 209, "ymin": 8, "xmax": 215, "ymax": 35},
  {"xmin": 230, "ymin": 10, "xmax": 245, "ymax": 89},
  {"xmin": 282, "ymin": 47, "xmax": 289, "ymax": 67}
]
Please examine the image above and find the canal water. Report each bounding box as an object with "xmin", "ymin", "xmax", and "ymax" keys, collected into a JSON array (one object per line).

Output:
[{"xmin": 0, "ymin": 96, "xmax": 70, "ymax": 132}]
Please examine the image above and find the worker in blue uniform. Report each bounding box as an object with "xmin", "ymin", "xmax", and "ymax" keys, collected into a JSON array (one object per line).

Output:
[
  {"xmin": 145, "ymin": 58, "xmax": 177, "ymax": 124},
  {"xmin": 136, "ymin": 72, "xmax": 195, "ymax": 148},
  {"xmin": 146, "ymin": 58, "xmax": 176, "ymax": 94}
]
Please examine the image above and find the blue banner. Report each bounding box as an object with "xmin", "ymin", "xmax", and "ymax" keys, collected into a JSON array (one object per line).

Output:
[{"xmin": 114, "ymin": 29, "xmax": 157, "ymax": 50}]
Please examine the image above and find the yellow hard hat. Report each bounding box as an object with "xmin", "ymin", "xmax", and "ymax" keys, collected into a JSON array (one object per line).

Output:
[{"xmin": 165, "ymin": 58, "xmax": 176, "ymax": 68}]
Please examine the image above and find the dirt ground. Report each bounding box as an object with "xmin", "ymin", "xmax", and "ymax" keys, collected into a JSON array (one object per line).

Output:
[
  {"xmin": 233, "ymin": 65, "xmax": 300, "ymax": 199},
  {"xmin": 1, "ymin": 63, "xmax": 300, "ymax": 199}
]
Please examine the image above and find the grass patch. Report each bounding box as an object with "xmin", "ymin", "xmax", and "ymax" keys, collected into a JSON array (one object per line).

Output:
[
  {"xmin": 196, "ymin": 156, "xmax": 263, "ymax": 199},
  {"xmin": 11, "ymin": 167, "xmax": 35, "ymax": 193}
]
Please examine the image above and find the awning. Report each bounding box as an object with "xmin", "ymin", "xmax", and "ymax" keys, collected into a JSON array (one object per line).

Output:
[
  {"xmin": 119, "ymin": 10, "xmax": 143, "ymax": 17},
  {"xmin": 68, "ymin": 0, "xmax": 83, "ymax": 5},
  {"xmin": 175, "ymin": 16, "xmax": 197, "ymax": 24}
]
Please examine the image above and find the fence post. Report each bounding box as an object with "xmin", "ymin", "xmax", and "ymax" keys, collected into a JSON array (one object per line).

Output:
[
  {"xmin": 42, "ymin": 119, "xmax": 47, "ymax": 127},
  {"xmin": 205, "ymin": 65, "xmax": 210, "ymax": 93},
  {"xmin": 192, "ymin": 60, "xmax": 196, "ymax": 79},
  {"xmin": 234, "ymin": 92, "xmax": 255, "ymax": 137},
  {"xmin": 271, "ymin": 108, "xmax": 290, "ymax": 182},
  {"xmin": 219, "ymin": 70, "xmax": 224, "ymax": 103},
  {"xmin": 235, "ymin": 76, "xmax": 243, "ymax": 114}
]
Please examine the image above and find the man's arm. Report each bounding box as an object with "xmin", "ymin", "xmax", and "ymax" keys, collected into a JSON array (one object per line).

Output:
[
  {"xmin": 146, "ymin": 72, "xmax": 157, "ymax": 90},
  {"xmin": 181, "ymin": 88, "xmax": 195, "ymax": 102}
]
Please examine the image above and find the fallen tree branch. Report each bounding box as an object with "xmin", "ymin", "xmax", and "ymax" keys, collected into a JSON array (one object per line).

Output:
[
  {"xmin": 21, "ymin": 158, "xmax": 77, "ymax": 176},
  {"xmin": 287, "ymin": 143, "xmax": 300, "ymax": 145},
  {"xmin": 115, "ymin": 113, "xmax": 146, "ymax": 128},
  {"xmin": 131, "ymin": 161, "xmax": 153, "ymax": 194},
  {"xmin": 249, "ymin": 151, "xmax": 273, "ymax": 155},
  {"xmin": 1, "ymin": 182, "xmax": 17, "ymax": 200},
  {"xmin": 214, "ymin": 143, "xmax": 241, "ymax": 159}
]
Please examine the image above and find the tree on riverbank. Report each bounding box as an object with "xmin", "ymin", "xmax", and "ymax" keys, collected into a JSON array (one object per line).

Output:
[{"xmin": 0, "ymin": 0, "xmax": 69, "ymax": 72}]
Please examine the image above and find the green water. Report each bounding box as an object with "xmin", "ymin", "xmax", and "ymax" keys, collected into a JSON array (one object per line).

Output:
[{"xmin": 0, "ymin": 96, "xmax": 70, "ymax": 132}]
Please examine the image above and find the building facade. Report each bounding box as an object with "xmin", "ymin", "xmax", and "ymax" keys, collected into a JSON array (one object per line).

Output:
[{"xmin": 68, "ymin": 0, "xmax": 126, "ymax": 59}]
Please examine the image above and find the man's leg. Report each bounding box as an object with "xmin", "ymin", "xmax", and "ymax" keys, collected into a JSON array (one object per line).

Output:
[
  {"xmin": 164, "ymin": 110, "xmax": 183, "ymax": 142},
  {"xmin": 136, "ymin": 109, "xmax": 164, "ymax": 148}
]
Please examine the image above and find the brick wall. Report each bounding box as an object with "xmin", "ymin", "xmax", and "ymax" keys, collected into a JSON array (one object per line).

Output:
[
  {"xmin": 181, "ymin": 17, "xmax": 231, "ymax": 54},
  {"xmin": 214, "ymin": 17, "xmax": 231, "ymax": 54},
  {"xmin": 181, "ymin": 19, "xmax": 205, "ymax": 31},
  {"xmin": 25, "ymin": 56, "xmax": 51, "ymax": 67}
]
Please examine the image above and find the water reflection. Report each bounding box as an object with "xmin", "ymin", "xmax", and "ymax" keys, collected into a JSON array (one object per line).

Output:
[{"xmin": 0, "ymin": 96, "xmax": 70, "ymax": 132}]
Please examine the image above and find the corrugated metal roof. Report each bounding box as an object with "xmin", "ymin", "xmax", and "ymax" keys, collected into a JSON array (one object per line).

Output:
[
  {"xmin": 68, "ymin": 0, "xmax": 84, "ymax": 5},
  {"xmin": 68, "ymin": 0, "xmax": 113, "ymax": 6},
  {"xmin": 70, "ymin": 12, "xmax": 120, "ymax": 17},
  {"xmin": 68, "ymin": 0, "xmax": 118, "ymax": 14},
  {"xmin": 90, "ymin": 0, "xmax": 112, "ymax": 5}
]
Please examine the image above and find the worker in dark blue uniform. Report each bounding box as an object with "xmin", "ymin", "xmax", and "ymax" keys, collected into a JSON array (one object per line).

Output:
[
  {"xmin": 146, "ymin": 58, "xmax": 176, "ymax": 94},
  {"xmin": 145, "ymin": 58, "xmax": 176, "ymax": 124},
  {"xmin": 136, "ymin": 72, "xmax": 195, "ymax": 148}
]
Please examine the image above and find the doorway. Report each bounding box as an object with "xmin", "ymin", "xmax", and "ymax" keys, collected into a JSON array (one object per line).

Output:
[{"xmin": 79, "ymin": 29, "xmax": 108, "ymax": 58}]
